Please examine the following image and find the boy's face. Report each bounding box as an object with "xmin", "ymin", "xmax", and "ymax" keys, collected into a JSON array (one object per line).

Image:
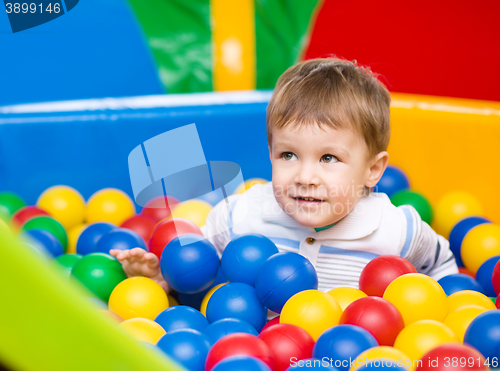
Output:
[{"xmin": 269, "ymin": 123, "xmax": 380, "ymax": 228}]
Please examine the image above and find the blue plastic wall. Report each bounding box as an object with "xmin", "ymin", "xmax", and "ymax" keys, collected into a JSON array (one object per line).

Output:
[{"xmin": 0, "ymin": 92, "xmax": 273, "ymax": 207}]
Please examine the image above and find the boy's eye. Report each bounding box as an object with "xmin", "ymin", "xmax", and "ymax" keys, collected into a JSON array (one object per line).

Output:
[
  {"xmin": 281, "ymin": 152, "xmax": 298, "ymax": 161},
  {"xmin": 322, "ymin": 154, "xmax": 339, "ymax": 163}
]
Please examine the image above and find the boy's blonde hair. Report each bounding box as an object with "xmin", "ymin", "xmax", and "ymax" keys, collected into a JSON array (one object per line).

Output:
[{"xmin": 267, "ymin": 57, "xmax": 391, "ymax": 159}]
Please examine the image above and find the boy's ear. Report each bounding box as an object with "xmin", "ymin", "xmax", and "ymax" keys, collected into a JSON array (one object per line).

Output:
[{"xmin": 364, "ymin": 151, "xmax": 389, "ymax": 188}]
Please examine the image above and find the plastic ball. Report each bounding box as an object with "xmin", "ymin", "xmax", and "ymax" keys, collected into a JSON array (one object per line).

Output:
[
  {"xmin": 390, "ymin": 190, "xmax": 433, "ymax": 225},
  {"xmin": 120, "ymin": 318, "xmax": 166, "ymax": 344},
  {"xmin": 351, "ymin": 346, "xmax": 412, "ymax": 371},
  {"xmin": 201, "ymin": 283, "xmax": 227, "ymax": 316},
  {"xmin": 327, "ymin": 287, "xmax": 367, "ymax": 311},
  {"xmin": 94, "ymin": 228, "xmax": 147, "ymax": 254},
  {"xmin": 212, "ymin": 356, "xmax": 272, "ymax": 371},
  {"xmin": 11, "ymin": 206, "xmax": 49, "ymax": 231},
  {"xmin": 108, "ymin": 276, "xmax": 169, "ymax": 320},
  {"xmin": 261, "ymin": 316, "xmax": 281, "ymax": 333},
  {"xmin": 464, "ymin": 310, "xmax": 500, "ymax": 360},
  {"xmin": 280, "ymin": 290, "xmax": 342, "ymax": 341},
  {"xmin": 160, "ymin": 234, "xmax": 219, "ymax": 294},
  {"xmin": 177, "ymin": 267, "xmax": 226, "ymax": 311},
  {"xmin": 393, "ymin": 320, "xmax": 457, "ymax": 363},
  {"xmin": 447, "ymin": 290, "xmax": 496, "ymax": 312},
  {"xmin": 476, "ymin": 256, "xmax": 500, "ymax": 296},
  {"xmin": 21, "ymin": 229, "xmax": 64, "ymax": 258},
  {"xmin": 375, "ymin": 165, "xmax": 410, "ymax": 198},
  {"xmin": 449, "ymin": 216, "xmax": 491, "ymax": 267},
  {"xmin": 66, "ymin": 223, "xmax": 86, "ymax": 254},
  {"xmin": 417, "ymin": 343, "xmax": 487, "ymax": 371},
  {"xmin": 0, "ymin": 191, "xmax": 26, "ymax": 220},
  {"xmin": 71, "ymin": 253, "xmax": 127, "ymax": 303},
  {"xmin": 233, "ymin": 178, "xmax": 269, "ymax": 195},
  {"xmin": 490, "ymin": 256, "xmax": 500, "ymax": 296},
  {"xmin": 86, "ymin": 188, "xmax": 135, "ymax": 225},
  {"xmin": 255, "ymin": 252, "xmax": 318, "ymax": 313},
  {"xmin": 437, "ymin": 273, "xmax": 485, "ymax": 296},
  {"xmin": 76, "ymin": 222, "xmax": 117, "ymax": 255},
  {"xmin": 221, "ymin": 234, "xmax": 279, "ymax": 286},
  {"xmin": 154, "ymin": 305, "xmax": 208, "ymax": 333},
  {"xmin": 37, "ymin": 185, "xmax": 86, "ymax": 230},
  {"xmin": 120, "ymin": 214, "xmax": 156, "ymax": 244},
  {"xmin": 206, "ymin": 282, "xmax": 267, "ymax": 332},
  {"xmin": 205, "ymin": 333, "xmax": 275, "ymax": 371},
  {"xmin": 462, "ymin": 224, "xmax": 500, "ymax": 274},
  {"xmin": 204, "ymin": 318, "xmax": 259, "ymax": 345},
  {"xmin": 313, "ymin": 325, "xmax": 378, "ymax": 371},
  {"xmin": 383, "ymin": 273, "xmax": 448, "ymax": 326},
  {"xmin": 54, "ymin": 253, "xmax": 82, "ymax": 278},
  {"xmin": 443, "ymin": 305, "xmax": 487, "ymax": 342},
  {"xmin": 259, "ymin": 323, "xmax": 315, "ymax": 371},
  {"xmin": 339, "ymin": 296, "xmax": 404, "ymax": 346},
  {"xmin": 170, "ymin": 199, "xmax": 212, "ymax": 227},
  {"xmin": 457, "ymin": 267, "xmax": 475, "ymax": 278},
  {"xmin": 149, "ymin": 217, "xmax": 202, "ymax": 260},
  {"xmin": 21, "ymin": 215, "xmax": 68, "ymax": 250},
  {"xmin": 140, "ymin": 195, "xmax": 180, "ymax": 223},
  {"xmin": 433, "ymin": 191, "xmax": 484, "ymax": 239},
  {"xmin": 359, "ymin": 255, "xmax": 417, "ymax": 297}
]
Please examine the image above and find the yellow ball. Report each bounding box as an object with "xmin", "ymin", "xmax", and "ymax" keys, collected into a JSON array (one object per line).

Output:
[
  {"xmin": 201, "ymin": 283, "xmax": 227, "ymax": 317},
  {"xmin": 66, "ymin": 223, "xmax": 86, "ymax": 254},
  {"xmin": 433, "ymin": 191, "xmax": 483, "ymax": 238},
  {"xmin": 108, "ymin": 277, "xmax": 169, "ymax": 320},
  {"xmin": 383, "ymin": 273, "xmax": 448, "ymax": 326},
  {"xmin": 170, "ymin": 200, "xmax": 212, "ymax": 227},
  {"xmin": 443, "ymin": 305, "xmax": 487, "ymax": 342},
  {"xmin": 351, "ymin": 346, "xmax": 413, "ymax": 371},
  {"xmin": 447, "ymin": 290, "xmax": 496, "ymax": 312},
  {"xmin": 37, "ymin": 185, "xmax": 86, "ymax": 231},
  {"xmin": 167, "ymin": 295, "xmax": 179, "ymax": 307},
  {"xmin": 119, "ymin": 318, "xmax": 166, "ymax": 344},
  {"xmin": 327, "ymin": 287, "xmax": 367, "ymax": 311},
  {"xmin": 86, "ymin": 188, "xmax": 135, "ymax": 225},
  {"xmin": 394, "ymin": 320, "xmax": 458, "ymax": 363},
  {"xmin": 461, "ymin": 224, "xmax": 500, "ymax": 274},
  {"xmin": 280, "ymin": 290, "xmax": 342, "ymax": 341},
  {"xmin": 233, "ymin": 178, "xmax": 268, "ymax": 195}
]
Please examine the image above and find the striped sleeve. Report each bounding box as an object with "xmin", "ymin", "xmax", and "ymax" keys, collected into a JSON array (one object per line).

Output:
[{"xmin": 399, "ymin": 205, "xmax": 458, "ymax": 281}]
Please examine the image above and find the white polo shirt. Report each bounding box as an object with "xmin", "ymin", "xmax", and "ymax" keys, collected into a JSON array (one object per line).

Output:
[{"xmin": 201, "ymin": 182, "xmax": 458, "ymax": 292}]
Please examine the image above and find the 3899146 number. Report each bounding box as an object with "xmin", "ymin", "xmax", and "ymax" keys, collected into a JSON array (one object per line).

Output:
[{"xmin": 5, "ymin": 3, "xmax": 61, "ymax": 14}]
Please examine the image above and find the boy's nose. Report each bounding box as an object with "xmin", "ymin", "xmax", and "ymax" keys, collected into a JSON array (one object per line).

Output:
[{"xmin": 295, "ymin": 165, "xmax": 320, "ymax": 186}]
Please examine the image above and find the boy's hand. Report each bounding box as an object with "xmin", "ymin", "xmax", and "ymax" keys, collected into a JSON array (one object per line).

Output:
[{"xmin": 109, "ymin": 248, "xmax": 170, "ymax": 294}]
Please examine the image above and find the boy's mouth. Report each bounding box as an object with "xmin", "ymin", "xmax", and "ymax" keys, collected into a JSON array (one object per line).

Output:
[{"xmin": 293, "ymin": 196, "xmax": 324, "ymax": 203}]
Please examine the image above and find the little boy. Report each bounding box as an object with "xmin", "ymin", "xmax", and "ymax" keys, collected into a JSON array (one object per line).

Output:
[{"xmin": 111, "ymin": 57, "xmax": 458, "ymax": 292}]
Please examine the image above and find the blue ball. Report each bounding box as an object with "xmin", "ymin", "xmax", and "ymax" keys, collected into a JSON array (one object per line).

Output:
[
  {"xmin": 313, "ymin": 325, "xmax": 378, "ymax": 371},
  {"xmin": 94, "ymin": 228, "xmax": 147, "ymax": 254},
  {"xmin": 160, "ymin": 234, "xmax": 220, "ymax": 294},
  {"xmin": 255, "ymin": 252, "xmax": 318, "ymax": 313},
  {"xmin": 177, "ymin": 268, "xmax": 226, "ymax": 310},
  {"xmin": 77, "ymin": 222, "xmax": 118, "ymax": 255},
  {"xmin": 221, "ymin": 234, "xmax": 279, "ymax": 286},
  {"xmin": 206, "ymin": 282, "xmax": 267, "ymax": 332},
  {"xmin": 476, "ymin": 256, "xmax": 500, "ymax": 297},
  {"xmin": 21, "ymin": 229, "xmax": 64, "ymax": 258},
  {"xmin": 156, "ymin": 329, "xmax": 211, "ymax": 371},
  {"xmin": 449, "ymin": 216, "xmax": 491, "ymax": 267},
  {"xmin": 203, "ymin": 318, "xmax": 258, "ymax": 345},
  {"xmin": 212, "ymin": 356, "xmax": 272, "ymax": 371},
  {"xmin": 464, "ymin": 310, "xmax": 500, "ymax": 360},
  {"xmin": 155, "ymin": 305, "xmax": 209, "ymax": 333},
  {"xmin": 286, "ymin": 358, "xmax": 339, "ymax": 370},
  {"xmin": 438, "ymin": 273, "xmax": 485, "ymax": 296},
  {"xmin": 375, "ymin": 165, "xmax": 410, "ymax": 198}
]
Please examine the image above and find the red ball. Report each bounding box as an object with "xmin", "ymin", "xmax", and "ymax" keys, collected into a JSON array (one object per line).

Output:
[
  {"xmin": 339, "ymin": 296, "xmax": 404, "ymax": 346},
  {"xmin": 205, "ymin": 333, "xmax": 275, "ymax": 371},
  {"xmin": 149, "ymin": 218, "xmax": 203, "ymax": 260},
  {"xmin": 120, "ymin": 214, "xmax": 156, "ymax": 244},
  {"xmin": 417, "ymin": 343, "xmax": 487, "ymax": 371},
  {"xmin": 140, "ymin": 195, "xmax": 180, "ymax": 223},
  {"xmin": 359, "ymin": 255, "xmax": 417, "ymax": 296},
  {"xmin": 496, "ymin": 294, "xmax": 500, "ymax": 309},
  {"xmin": 260, "ymin": 316, "xmax": 280, "ymax": 333},
  {"xmin": 11, "ymin": 206, "xmax": 50, "ymax": 231},
  {"xmin": 491, "ymin": 260, "xmax": 500, "ymax": 296},
  {"xmin": 259, "ymin": 323, "xmax": 315, "ymax": 371}
]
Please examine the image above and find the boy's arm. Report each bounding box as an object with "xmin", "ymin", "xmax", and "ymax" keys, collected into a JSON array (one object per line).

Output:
[{"xmin": 399, "ymin": 206, "xmax": 458, "ymax": 281}]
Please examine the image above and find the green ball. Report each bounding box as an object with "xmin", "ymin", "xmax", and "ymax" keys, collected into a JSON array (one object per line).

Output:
[
  {"xmin": 0, "ymin": 192, "xmax": 26, "ymax": 220},
  {"xmin": 21, "ymin": 216, "xmax": 68, "ymax": 250},
  {"xmin": 391, "ymin": 189, "xmax": 433, "ymax": 224},
  {"xmin": 54, "ymin": 254, "xmax": 82, "ymax": 278},
  {"xmin": 71, "ymin": 253, "xmax": 127, "ymax": 303}
]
